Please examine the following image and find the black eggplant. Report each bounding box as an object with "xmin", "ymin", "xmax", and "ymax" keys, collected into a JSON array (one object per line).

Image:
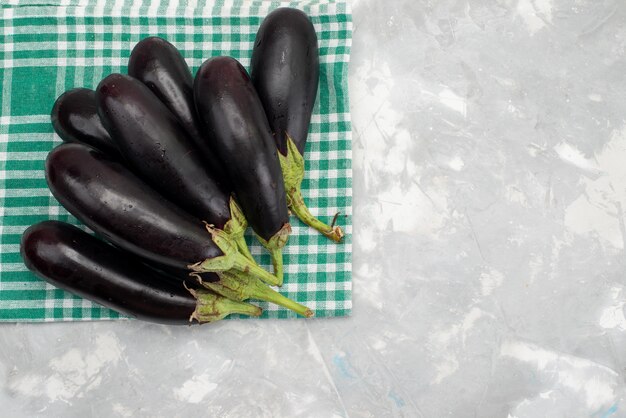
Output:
[
  {"xmin": 250, "ymin": 8, "xmax": 344, "ymax": 242},
  {"xmin": 127, "ymin": 36, "xmax": 227, "ymax": 184},
  {"xmin": 46, "ymin": 143, "xmax": 273, "ymax": 283},
  {"xmin": 96, "ymin": 73, "xmax": 253, "ymax": 261},
  {"xmin": 50, "ymin": 88, "xmax": 120, "ymax": 157},
  {"xmin": 21, "ymin": 221, "xmax": 261, "ymax": 324},
  {"xmin": 44, "ymin": 143, "xmax": 312, "ymax": 316},
  {"xmin": 194, "ymin": 56, "xmax": 290, "ymax": 285}
]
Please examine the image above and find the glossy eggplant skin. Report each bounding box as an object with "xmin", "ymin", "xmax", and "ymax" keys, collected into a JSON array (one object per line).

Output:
[
  {"xmin": 51, "ymin": 88, "xmax": 120, "ymax": 157},
  {"xmin": 45, "ymin": 143, "xmax": 223, "ymax": 269},
  {"xmin": 21, "ymin": 221, "xmax": 196, "ymax": 325},
  {"xmin": 96, "ymin": 74, "xmax": 230, "ymax": 228},
  {"xmin": 146, "ymin": 262, "xmax": 218, "ymax": 288},
  {"xmin": 250, "ymin": 8, "xmax": 319, "ymax": 156},
  {"xmin": 128, "ymin": 38, "xmax": 200, "ymax": 141},
  {"xmin": 194, "ymin": 57, "xmax": 289, "ymax": 241},
  {"xmin": 127, "ymin": 37, "xmax": 227, "ymax": 181}
]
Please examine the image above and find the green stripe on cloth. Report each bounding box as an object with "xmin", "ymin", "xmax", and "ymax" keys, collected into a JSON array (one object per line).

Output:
[{"xmin": 0, "ymin": 0, "xmax": 352, "ymax": 321}]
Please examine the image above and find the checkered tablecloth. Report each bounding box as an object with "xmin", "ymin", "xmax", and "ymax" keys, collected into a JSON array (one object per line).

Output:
[{"xmin": 0, "ymin": 0, "xmax": 352, "ymax": 321}]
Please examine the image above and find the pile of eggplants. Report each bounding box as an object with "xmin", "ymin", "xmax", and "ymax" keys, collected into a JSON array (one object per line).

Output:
[{"xmin": 21, "ymin": 8, "xmax": 344, "ymax": 325}]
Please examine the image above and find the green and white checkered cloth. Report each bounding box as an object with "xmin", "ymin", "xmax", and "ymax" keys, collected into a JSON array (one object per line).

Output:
[{"xmin": 0, "ymin": 0, "xmax": 352, "ymax": 321}]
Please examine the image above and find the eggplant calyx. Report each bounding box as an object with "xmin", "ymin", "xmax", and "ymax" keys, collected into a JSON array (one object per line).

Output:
[
  {"xmin": 185, "ymin": 285, "xmax": 262, "ymax": 323},
  {"xmin": 223, "ymin": 196, "xmax": 255, "ymax": 261},
  {"xmin": 278, "ymin": 133, "xmax": 306, "ymax": 192},
  {"xmin": 195, "ymin": 271, "xmax": 249, "ymax": 301},
  {"xmin": 278, "ymin": 134, "xmax": 345, "ymax": 243},
  {"xmin": 198, "ymin": 271, "xmax": 314, "ymax": 318},
  {"xmin": 187, "ymin": 224, "xmax": 238, "ymax": 271},
  {"xmin": 189, "ymin": 223, "xmax": 281, "ymax": 287},
  {"xmin": 256, "ymin": 223, "xmax": 291, "ymax": 286}
]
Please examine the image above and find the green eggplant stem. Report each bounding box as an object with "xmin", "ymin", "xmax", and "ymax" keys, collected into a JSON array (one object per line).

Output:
[
  {"xmin": 233, "ymin": 235, "xmax": 254, "ymax": 262},
  {"xmin": 185, "ymin": 285, "xmax": 262, "ymax": 323},
  {"xmin": 195, "ymin": 271, "xmax": 314, "ymax": 318},
  {"xmin": 279, "ymin": 134, "xmax": 344, "ymax": 243},
  {"xmin": 255, "ymin": 223, "xmax": 291, "ymax": 286},
  {"xmin": 188, "ymin": 224, "xmax": 280, "ymax": 286},
  {"xmin": 288, "ymin": 188, "xmax": 344, "ymax": 243}
]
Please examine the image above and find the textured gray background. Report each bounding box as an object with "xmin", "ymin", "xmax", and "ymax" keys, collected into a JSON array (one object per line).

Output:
[{"xmin": 3, "ymin": 0, "xmax": 626, "ymax": 416}]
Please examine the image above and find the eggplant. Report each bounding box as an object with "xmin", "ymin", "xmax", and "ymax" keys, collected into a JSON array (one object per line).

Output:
[
  {"xmin": 46, "ymin": 143, "xmax": 273, "ymax": 282},
  {"xmin": 250, "ymin": 8, "xmax": 344, "ymax": 242},
  {"xmin": 20, "ymin": 221, "xmax": 261, "ymax": 324},
  {"xmin": 127, "ymin": 36, "xmax": 227, "ymax": 185},
  {"xmin": 194, "ymin": 56, "xmax": 290, "ymax": 285},
  {"xmin": 50, "ymin": 88, "xmax": 120, "ymax": 157},
  {"xmin": 96, "ymin": 73, "xmax": 253, "ymax": 261},
  {"xmin": 44, "ymin": 143, "xmax": 312, "ymax": 316}
]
